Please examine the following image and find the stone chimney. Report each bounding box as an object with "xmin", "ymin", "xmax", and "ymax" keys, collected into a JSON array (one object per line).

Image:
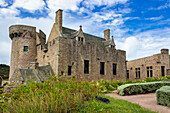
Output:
[
  {"xmin": 104, "ymin": 29, "xmax": 110, "ymax": 41},
  {"xmin": 55, "ymin": 9, "xmax": 63, "ymax": 32},
  {"xmin": 30, "ymin": 62, "xmax": 39, "ymax": 70},
  {"xmin": 161, "ymin": 49, "xmax": 169, "ymax": 54}
]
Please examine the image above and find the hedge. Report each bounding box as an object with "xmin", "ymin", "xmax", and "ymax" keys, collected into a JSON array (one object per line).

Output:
[
  {"xmin": 117, "ymin": 81, "xmax": 170, "ymax": 96},
  {"xmin": 156, "ymin": 86, "xmax": 170, "ymax": 107}
]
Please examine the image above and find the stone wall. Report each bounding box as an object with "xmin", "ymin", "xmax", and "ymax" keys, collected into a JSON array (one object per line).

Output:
[
  {"xmin": 127, "ymin": 49, "xmax": 170, "ymax": 81},
  {"xmin": 56, "ymin": 37, "xmax": 126, "ymax": 81}
]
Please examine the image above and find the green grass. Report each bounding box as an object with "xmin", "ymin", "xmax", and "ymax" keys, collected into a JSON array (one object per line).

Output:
[
  {"xmin": 80, "ymin": 95, "xmax": 156, "ymax": 113},
  {"xmin": 0, "ymin": 76, "xmax": 158, "ymax": 113}
]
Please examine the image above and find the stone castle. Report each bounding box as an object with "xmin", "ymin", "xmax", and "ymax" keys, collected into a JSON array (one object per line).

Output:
[
  {"xmin": 9, "ymin": 9, "xmax": 127, "ymax": 84},
  {"xmin": 127, "ymin": 49, "xmax": 170, "ymax": 81}
]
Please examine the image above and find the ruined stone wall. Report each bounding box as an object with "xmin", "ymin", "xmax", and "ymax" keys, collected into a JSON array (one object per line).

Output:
[
  {"xmin": 56, "ymin": 37, "xmax": 126, "ymax": 81},
  {"xmin": 127, "ymin": 50, "xmax": 170, "ymax": 81},
  {"xmin": 36, "ymin": 37, "xmax": 60, "ymax": 75}
]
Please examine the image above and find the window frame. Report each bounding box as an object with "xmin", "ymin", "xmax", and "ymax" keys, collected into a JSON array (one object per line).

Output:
[
  {"xmin": 135, "ymin": 67, "xmax": 140, "ymax": 79},
  {"xmin": 100, "ymin": 62, "xmax": 105, "ymax": 75},
  {"xmin": 146, "ymin": 66, "xmax": 153, "ymax": 78},
  {"xmin": 113, "ymin": 63, "xmax": 117, "ymax": 75},
  {"xmin": 23, "ymin": 46, "xmax": 28, "ymax": 52},
  {"xmin": 84, "ymin": 60, "xmax": 89, "ymax": 74}
]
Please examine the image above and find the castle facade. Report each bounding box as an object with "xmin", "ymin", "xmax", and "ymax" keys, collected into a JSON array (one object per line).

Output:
[
  {"xmin": 127, "ymin": 49, "xmax": 170, "ymax": 81},
  {"xmin": 9, "ymin": 9, "xmax": 127, "ymax": 83}
]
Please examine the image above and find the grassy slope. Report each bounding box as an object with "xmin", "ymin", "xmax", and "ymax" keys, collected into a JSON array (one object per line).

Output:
[{"xmin": 81, "ymin": 95, "xmax": 156, "ymax": 113}]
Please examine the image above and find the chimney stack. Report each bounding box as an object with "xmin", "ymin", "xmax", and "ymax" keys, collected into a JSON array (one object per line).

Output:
[
  {"xmin": 104, "ymin": 29, "xmax": 110, "ymax": 41},
  {"xmin": 55, "ymin": 9, "xmax": 63, "ymax": 32}
]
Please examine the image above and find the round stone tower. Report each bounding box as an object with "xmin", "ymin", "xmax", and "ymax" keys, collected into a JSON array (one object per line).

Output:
[{"xmin": 9, "ymin": 25, "xmax": 37, "ymax": 80}]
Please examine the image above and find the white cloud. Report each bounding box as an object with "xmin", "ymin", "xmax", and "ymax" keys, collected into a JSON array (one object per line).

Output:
[
  {"xmin": 0, "ymin": 0, "xmax": 8, "ymax": 7},
  {"xmin": 117, "ymin": 36, "xmax": 140, "ymax": 59},
  {"xmin": 116, "ymin": 27, "xmax": 170, "ymax": 60},
  {"xmin": 0, "ymin": 41, "xmax": 11, "ymax": 57},
  {"xmin": 83, "ymin": 0, "xmax": 129, "ymax": 9},
  {"xmin": 145, "ymin": 15, "xmax": 164, "ymax": 21},
  {"xmin": 0, "ymin": 15, "xmax": 53, "ymax": 65},
  {"xmin": 156, "ymin": 2, "xmax": 170, "ymax": 10},
  {"xmin": 0, "ymin": 7, "xmax": 19, "ymax": 17},
  {"xmin": 149, "ymin": 2, "xmax": 170, "ymax": 10},
  {"xmin": 47, "ymin": 0, "xmax": 82, "ymax": 13},
  {"xmin": 11, "ymin": 0, "xmax": 45, "ymax": 12}
]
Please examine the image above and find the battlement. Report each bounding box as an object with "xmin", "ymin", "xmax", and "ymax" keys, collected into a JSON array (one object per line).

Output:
[{"xmin": 9, "ymin": 25, "xmax": 36, "ymax": 39}]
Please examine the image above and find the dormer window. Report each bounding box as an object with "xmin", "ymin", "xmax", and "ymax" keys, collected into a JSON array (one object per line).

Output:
[
  {"xmin": 77, "ymin": 37, "xmax": 84, "ymax": 42},
  {"xmin": 111, "ymin": 45, "xmax": 115, "ymax": 48}
]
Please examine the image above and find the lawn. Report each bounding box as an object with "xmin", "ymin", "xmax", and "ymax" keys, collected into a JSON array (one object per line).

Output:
[{"xmin": 80, "ymin": 95, "xmax": 156, "ymax": 113}]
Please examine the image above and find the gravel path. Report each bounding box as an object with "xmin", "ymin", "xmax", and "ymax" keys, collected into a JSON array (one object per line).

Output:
[{"xmin": 105, "ymin": 93, "xmax": 170, "ymax": 113}]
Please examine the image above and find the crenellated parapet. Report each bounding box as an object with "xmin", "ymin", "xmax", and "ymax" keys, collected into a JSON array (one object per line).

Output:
[{"xmin": 9, "ymin": 25, "xmax": 36, "ymax": 40}]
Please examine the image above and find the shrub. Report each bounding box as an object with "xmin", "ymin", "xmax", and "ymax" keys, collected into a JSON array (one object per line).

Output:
[
  {"xmin": 1, "ymin": 76, "xmax": 99, "ymax": 112},
  {"xmin": 156, "ymin": 86, "xmax": 170, "ymax": 107},
  {"xmin": 117, "ymin": 81, "xmax": 170, "ymax": 96}
]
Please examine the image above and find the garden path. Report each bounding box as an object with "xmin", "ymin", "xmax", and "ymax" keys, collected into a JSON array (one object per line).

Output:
[{"xmin": 106, "ymin": 92, "xmax": 170, "ymax": 113}]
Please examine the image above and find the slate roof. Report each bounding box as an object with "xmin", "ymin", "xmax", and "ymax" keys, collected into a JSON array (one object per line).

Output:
[
  {"xmin": 62, "ymin": 27, "xmax": 105, "ymax": 46},
  {"xmin": 10, "ymin": 65, "xmax": 54, "ymax": 85}
]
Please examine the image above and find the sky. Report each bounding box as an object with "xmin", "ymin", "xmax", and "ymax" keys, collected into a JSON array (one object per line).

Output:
[{"xmin": 0, "ymin": 0, "xmax": 170, "ymax": 65}]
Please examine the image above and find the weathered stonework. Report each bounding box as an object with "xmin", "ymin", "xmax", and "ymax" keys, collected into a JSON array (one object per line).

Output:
[
  {"xmin": 9, "ymin": 9, "xmax": 127, "ymax": 82},
  {"xmin": 127, "ymin": 49, "xmax": 170, "ymax": 81}
]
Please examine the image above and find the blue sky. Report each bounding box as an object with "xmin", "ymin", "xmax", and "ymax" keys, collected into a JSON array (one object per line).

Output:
[{"xmin": 0, "ymin": 0, "xmax": 170, "ymax": 65}]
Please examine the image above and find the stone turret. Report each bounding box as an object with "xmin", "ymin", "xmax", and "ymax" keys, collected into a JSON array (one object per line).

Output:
[
  {"xmin": 161, "ymin": 49, "xmax": 169, "ymax": 54},
  {"xmin": 55, "ymin": 9, "xmax": 63, "ymax": 33},
  {"xmin": 9, "ymin": 25, "xmax": 37, "ymax": 80}
]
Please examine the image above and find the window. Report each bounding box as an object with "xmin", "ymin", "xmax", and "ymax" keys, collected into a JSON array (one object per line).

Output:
[
  {"xmin": 81, "ymin": 38, "xmax": 83, "ymax": 42},
  {"xmin": 68, "ymin": 66, "xmax": 72, "ymax": 75},
  {"xmin": 24, "ymin": 46, "xmax": 28, "ymax": 51},
  {"xmin": 84, "ymin": 60, "xmax": 89, "ymax": 74},
  {"xmin": 127, "ymin": 70, "xmax": 129, "ymax": 79},
  {"xmin": 100, "ymin": 62, "xmax": 105, "ymax": 75},
  {"xmin": 135, "ymin": 68, "xmax": 140, "ymax": 78},
  {"xmin": 78, "ymin": 37, "xmax": 81, "ymax": 41},
  {"xmin": 161, "ymin": 66, "xmax": 165, "ymax": 77},
  {"xmin": 147, "ymin": 66, "xmax": 153, "ymax": 77},
  {"xmin": 113, "ymin": 64, "xmax": 117, "ymax": 75}
]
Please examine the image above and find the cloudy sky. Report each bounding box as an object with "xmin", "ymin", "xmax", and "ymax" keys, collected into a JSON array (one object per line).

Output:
[{"xmin": 0, "ymin": 0, "xmax": 170, "ymax": 65}]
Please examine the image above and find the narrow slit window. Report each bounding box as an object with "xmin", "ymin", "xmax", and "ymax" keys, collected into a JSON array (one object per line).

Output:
[
  {"xmin": 127, "ymin": 70, "xmax": 129, "ymax": 79},
  {"xmin": 100, "ymin": 62, "xmax": 105, "ymax": 75},
  {"xmin": 84, "ymin": 60, "xmax": 89, "ymax": 74},
  {"xmin": 68, "ymin": 66, "xmax": 72, "ymax": 76},
  {"xmin": 113, "ymin": 64, "xmax": 117, "ymax": 75},
  {"xmin": 24, "ymin": 46, "xmax": 28, "ymax": 51},
  {"xmin": 161, "ymin": 66, "xmax": 165, "ymax": 77}
]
